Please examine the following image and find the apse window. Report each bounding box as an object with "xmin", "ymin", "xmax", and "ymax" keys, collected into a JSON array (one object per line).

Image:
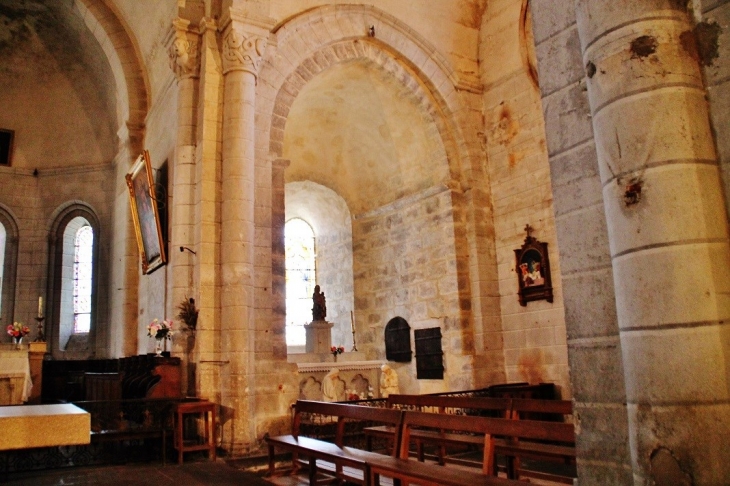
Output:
[
  {"xmin": 0, "ymin": 129, "xmax": 14, "ymax": 166},
  {"xmin": 285, "ymin": 218, "xmax": 316, "ymax": 347},
  {"xmin": 73, "ymin": 225, "xmax": 93, "ymax": 333}
]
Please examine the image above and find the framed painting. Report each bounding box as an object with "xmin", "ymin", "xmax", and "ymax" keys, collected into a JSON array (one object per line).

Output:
[
  {"xmin": 126, "ymin": 151, "xmax": 166, "ymax": 274},
  {"xmin": 514, "ymin": 225, "xmax": 553, "ymax": 306}
]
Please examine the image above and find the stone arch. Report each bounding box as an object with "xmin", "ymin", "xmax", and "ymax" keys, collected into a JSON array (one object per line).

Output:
[
  {"xmin": 258, "ymin": 4, "xmax": 482, "ymax": 188},
  {"xmin": 47, "ymin": 202, "xmax": 102, "ymax": 359},
  {"xmin": 0, "ymin": 204, "xmax": 20, "ymax": 326},
  {"xmin": 75, "ymin": 0, "xmax": 149, "ymax": 150}
]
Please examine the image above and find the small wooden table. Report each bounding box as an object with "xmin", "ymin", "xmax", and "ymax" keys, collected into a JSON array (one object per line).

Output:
[{"xmin": 174, "ymin": 400, "xmax": 216, "ymax": 464}]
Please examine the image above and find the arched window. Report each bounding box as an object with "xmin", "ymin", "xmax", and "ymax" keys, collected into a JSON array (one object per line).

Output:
[
  {"xmin": 49, "ymin": 204, "xmax": 100, "ymax": 359},
  {"xmin": 285, "ymin": 218, "xmax": 316, "ymax": 347},
  {"xmin": 73, "ymin": 225, "xmax": 93, "ymax": 333},
  {"xmin": 0, "ymin": 207, "xmax": 19, "ymax": 325}
]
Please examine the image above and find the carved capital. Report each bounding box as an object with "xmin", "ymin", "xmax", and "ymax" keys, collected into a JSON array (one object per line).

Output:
[
  {"xmin": 222, "ymin": 29, "xmax": 267, "ymax": 79},
  {"xmin": 169, "ymin": 20, "xmax": 200, "ymax": 80}
]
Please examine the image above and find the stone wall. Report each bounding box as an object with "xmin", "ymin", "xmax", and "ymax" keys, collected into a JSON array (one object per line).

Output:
[
  {"xmin": 479, "ymin": 0, "xmax": 570, "ymax": 397},
  {"xmin": 0, "ymin": 165, "xmax": 114, "ymax": 357},
  {"xmin": 354, "ymin": 185, "xmax": 473, "ymax": 394}
]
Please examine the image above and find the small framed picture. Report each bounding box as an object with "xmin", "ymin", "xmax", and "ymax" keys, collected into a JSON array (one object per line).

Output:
[
  {"xmin": 514, "ymin": 226, "xmax": 553, "ymax": 306},
  {"xmin": 126, "ymin": 151, "xmax": 166, "ymax": 274}
]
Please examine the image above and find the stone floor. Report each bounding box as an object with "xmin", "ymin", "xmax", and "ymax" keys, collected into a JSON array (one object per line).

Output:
[{"xmin": 2, "ymin": 459, "xmax": 271, "ymax": 486}]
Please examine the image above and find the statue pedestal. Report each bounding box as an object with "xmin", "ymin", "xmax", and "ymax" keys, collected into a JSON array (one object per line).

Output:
[{"xmin": 304, "ymin": 320, "xmax": 333, "ymax": 354}]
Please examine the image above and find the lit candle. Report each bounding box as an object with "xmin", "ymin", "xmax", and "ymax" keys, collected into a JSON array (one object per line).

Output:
[{"xmin": 38, "ymin": 296, "xmax": 43, "ymax": 318}]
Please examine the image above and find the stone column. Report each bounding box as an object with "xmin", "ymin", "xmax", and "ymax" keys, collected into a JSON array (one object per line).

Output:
[
  {"xmin": 194, "ymin": 17, "xmax": 223, "ymax": 404},
  {"xmin": 168, "ymin": 17, "xmax": 200, "ymax": 394},
  {"xmin": 271, "ymin": 158, "xmax": 290, "ymax": 359},
  {"xmin": 219, "ymin": 13, "xmax": 270, "ymax": 454},
  {"xmin": 576, "ymin": 1, "xmax": 730, "ymax": 484}
]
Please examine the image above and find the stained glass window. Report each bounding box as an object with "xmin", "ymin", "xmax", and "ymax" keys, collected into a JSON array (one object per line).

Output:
[
  {"xmin": 285, "ymin": 218, "xmax": 315, "ymax": 347},
  {"xmin": 73, "ymin": 225, "xmax": 93, "ymax": 333}
]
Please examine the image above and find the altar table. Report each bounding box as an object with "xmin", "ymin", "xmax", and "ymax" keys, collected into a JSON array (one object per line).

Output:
[{"xmin": 0, "ymin": 403, "xmax": 91, "ymax": 451}]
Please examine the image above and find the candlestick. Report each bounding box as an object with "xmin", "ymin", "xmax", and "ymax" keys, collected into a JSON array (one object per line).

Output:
[
  {"xmin": 350, "ymin": 311, "xmax": 358, "ymax": 352},
  {"xmin": 34, "ymin": 316, "xmax": 46, "ymax": 342}
]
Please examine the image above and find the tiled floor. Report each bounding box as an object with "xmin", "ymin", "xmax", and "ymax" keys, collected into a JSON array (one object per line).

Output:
[{"xmin": 2, "ymin": 459, "xmax": 272, "ymax": 486}]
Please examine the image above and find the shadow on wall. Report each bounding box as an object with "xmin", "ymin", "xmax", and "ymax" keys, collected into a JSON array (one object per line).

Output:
[{"xmin": 517, "ymin": 348, "xmax": 545, "ymax": 385}]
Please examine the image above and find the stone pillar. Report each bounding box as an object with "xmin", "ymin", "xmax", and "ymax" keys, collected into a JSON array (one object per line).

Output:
[
  {"xmin": 168, "ymin": 17, "xmax": 200, "ymax": 394},
  {"xmin": 195, "ymin": 15, "xmax": 224, "ymax": 409},
  {"xmin": 576, "ymin": 2, "xmax": 730, "ymax": 483},
  {"xmin": 271, "ymin": 158, "xmax": 290, "ymax": 359},
  {"xmin": 219, "ymin": 13, "xmax": 270, "ymax": 454}
]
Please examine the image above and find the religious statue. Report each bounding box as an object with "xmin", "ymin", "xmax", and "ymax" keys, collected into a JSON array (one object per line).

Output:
[
  {"xmin": 312, "ymin": 284, "xmax": 327, "ymax": 321},
  {"xmin": 379, "ymin": 364, "xmax": 400, "ymax": 398},
  {"xmin": 322, "ymin": 368, "xmax": 342, "ymax": 402}
]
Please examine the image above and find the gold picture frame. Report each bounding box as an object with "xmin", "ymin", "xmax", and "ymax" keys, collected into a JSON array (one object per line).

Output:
[{"xmin": 126, "ymin": 151, "xmax": 166, "ymax": 274}]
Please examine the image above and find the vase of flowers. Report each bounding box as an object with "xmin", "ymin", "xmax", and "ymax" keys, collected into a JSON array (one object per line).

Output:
[
  {"xmin": 7, "ymin": 322, "xmax": 30, "ymax": 349},
  {"xmin": 331, "ymin": 345, "xmax": 344, "ymax": 362},
  {"xmin": 147, "ymin": 319, "xmax": 174, "ymax": 357}
]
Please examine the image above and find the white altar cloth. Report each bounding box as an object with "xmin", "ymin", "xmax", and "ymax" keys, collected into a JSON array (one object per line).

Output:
[{"xmin": 0, "ymin": 348, "xmax": 33, "ymax": 404}]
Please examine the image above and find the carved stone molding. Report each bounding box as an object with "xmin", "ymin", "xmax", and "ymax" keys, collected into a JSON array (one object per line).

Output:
[
  {"xmin": 169, "ymin": 19, "xmax": 200, "ymax": 80},
  {"xmin": 222, "ymin": 29, "xmax": 267, "ymax": 79}
]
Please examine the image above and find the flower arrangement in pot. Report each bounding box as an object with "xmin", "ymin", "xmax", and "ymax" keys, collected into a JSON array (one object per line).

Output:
[
  {"xmin": 7, "ymin": 322, "xmax": 30, "ymax": 349},
  {"xmin": 331, "ymin": 345, "xmax": 345, "ymax": 361},
  {"xmin": 147, "ymin": 318, "xmax": 174, "ymax": 357}
]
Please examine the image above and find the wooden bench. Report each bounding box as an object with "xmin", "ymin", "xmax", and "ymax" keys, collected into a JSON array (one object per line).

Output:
[
  {"xmin": 364, "ymin": 394, "xmax": 575, "ymax": 482},
  {"xmin": 364, "ymin": 395, "xmax": 512, "ymax": 458},
  {"xmin": 368, "ymin": 411, "xmax": 563, "ymax": 486},
  {"xmin": 265, "ymin": 400, "xmax": 404, "ymax": 485}
]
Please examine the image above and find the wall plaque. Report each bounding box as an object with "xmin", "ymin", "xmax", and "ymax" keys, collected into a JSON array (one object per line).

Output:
[
  {"xmin": 384, "ymin": 317, "xmax": 411, "ymax": 362},
  {"xmin": 414, "ymin": 327, "xmax": 444, "ymax": 380}
]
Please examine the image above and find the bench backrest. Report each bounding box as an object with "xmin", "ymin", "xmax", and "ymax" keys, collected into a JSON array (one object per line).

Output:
[
  {"xmin": 293, "ymin": 400, "xmax": 404, "ymax": 453},
  {"xmin": 399, "ymin": 410, "xmax": 575, "ymax": 474},
  {"xmin": 387, "ymin": 394, "xmax": 512, "ymax": 416},
  {"xmin": 509, "ymin": 398, "xmax": 572, "ymax": 419}
]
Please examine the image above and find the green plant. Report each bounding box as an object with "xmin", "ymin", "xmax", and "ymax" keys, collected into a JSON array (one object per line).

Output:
[{"xmin": 177, "ymin": 297, "xmax": 198, "ymax": 332}]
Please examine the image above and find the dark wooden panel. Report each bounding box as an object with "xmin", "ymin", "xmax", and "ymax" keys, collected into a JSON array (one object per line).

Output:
[
  {"xmin": 414, "ymin": 327, "xmax": 443, "ymax": 379},
  {"xmin": 385, "ymin": 317, "xmax": 412, "ymax": 363}
]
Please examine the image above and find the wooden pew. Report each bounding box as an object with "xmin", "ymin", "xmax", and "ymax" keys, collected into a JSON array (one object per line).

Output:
[
  {"xmin": 504, "ymin": 398, "xmax": 574, "ymax": 482},
  {"xmin": 364, "ymin": 395, "xmax": 512, "ymax": 459},
  {"xmin": 368, "ymin": 410, "xmax": 570, "ymax": 486},
  {"xmin": 265, "ymin": 400, "xmax": 404, "ymax": 485},
  {"xmin": 365, "ymin": 394, "xmax": 576, "ymax": 482}
]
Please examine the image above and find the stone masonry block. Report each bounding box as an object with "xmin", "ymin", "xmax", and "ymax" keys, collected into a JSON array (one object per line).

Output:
[
  {"xmin": 561, "ymin": 267, "xmax": 618, "ymax": 340},
  {"xmin": 568, "ymin": 338, "xmax": 627, "ymax": 403},
  {"xmin": 530, "ymin": 0, "xmax": 576, "ymax": 44},
  {"xmin": 542, "ymin": 82, "xmax": 594, "ymax": 157},
  {"xmin": 536, "ymin": 26, "xmax": 585, "ymax": 96}
]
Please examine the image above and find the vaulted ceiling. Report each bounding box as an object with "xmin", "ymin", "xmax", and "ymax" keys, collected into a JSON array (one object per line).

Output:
[
  {"xmin": 0, "ymin": 0, "xmax": 118, "ymax": 168},
  {"xmin": 283, "ymin": 59, "xmax": 449, "ymax": 216}
]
